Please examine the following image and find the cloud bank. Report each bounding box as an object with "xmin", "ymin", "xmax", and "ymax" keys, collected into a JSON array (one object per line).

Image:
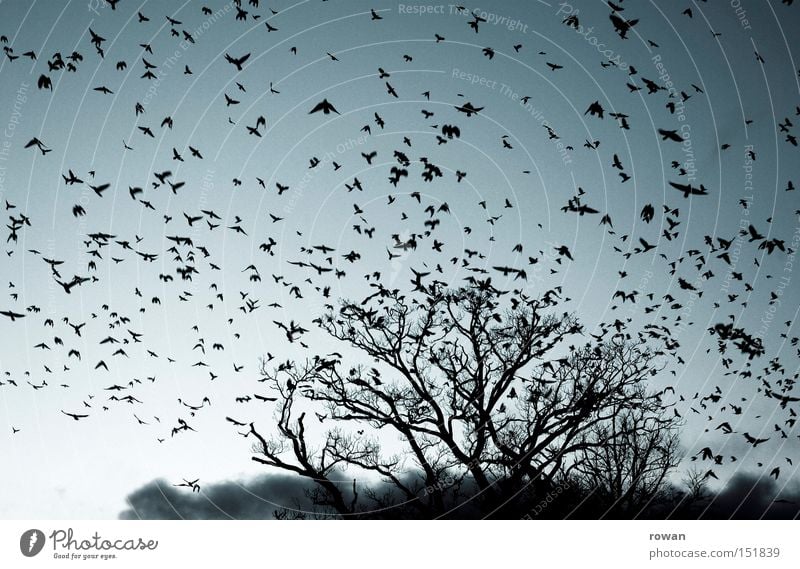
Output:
[
  {"xmin": 120, "ymin": 470, "xmax": 800, "ymax": 520},
  {"xmin": 119, "ymin": 474, "xmax": 317, "ymax": 520}
]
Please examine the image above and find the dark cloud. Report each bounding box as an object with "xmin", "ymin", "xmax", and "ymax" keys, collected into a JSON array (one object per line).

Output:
[
  {"xmin": 119, "ymin": 475, "xmax": 317, "ymax": 520},
  {"xmin": 698, "ymin": 471, "xmax": 800, "ymax": 520},
  {"xmin": 119, "ymin": 471, "xmax": 488, "ymax": 520},
  {"xmin": 120, "ymin": 470, "xmax": 800, "ymax": 520}
]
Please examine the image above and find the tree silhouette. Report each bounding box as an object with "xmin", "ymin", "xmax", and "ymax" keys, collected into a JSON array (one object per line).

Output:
[
  {"xmin": 249, "ymin": 281, "xmax": 681, "ymax": 518},
  {"xmin": 569, "ymin": 403, "xmax": 681, "ymax": 518}
]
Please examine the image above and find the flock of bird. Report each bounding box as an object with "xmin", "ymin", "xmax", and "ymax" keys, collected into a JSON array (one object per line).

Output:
[{"xmin": 1, "ymin": 0, "xmax": 800, "ymax": 496}]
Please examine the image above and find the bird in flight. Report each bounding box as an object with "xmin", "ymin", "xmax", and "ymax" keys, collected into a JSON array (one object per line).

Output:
[
  {"xmin": 0, "ymin": 309, "xmax": 25, "ymax": 321},
  {"xmin": 455, "ymin": 102, "xmax": 483, "ymax": 117},
  {"xmin": 224, "ymin": 52, "xmax": 251, "ymax": 71},
  {"xmin": 61, "ymin": 410, "xmax": 89, "ymax": 421},
  {"xmin": 309, "ymin": 98, "xmax": 340, "ymax": 115},
  {"xmin": 669, "ymin": 181, "xmax": 709, "ymax": 198}
]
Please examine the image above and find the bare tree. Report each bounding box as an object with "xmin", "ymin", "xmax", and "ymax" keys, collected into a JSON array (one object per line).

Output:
[
  {"xmin": 660, "ymin": 466, "xmax": 714, "ymax": 519},
  {"xmin": 249, "ymin": 282, "xmax": 680, "ymax": 518},
  {"xmin": 568, "ymin": 402, "xmax": 682, "ymax": 518}
]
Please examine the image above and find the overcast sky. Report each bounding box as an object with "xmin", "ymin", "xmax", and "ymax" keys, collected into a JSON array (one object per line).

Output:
[{"xmin": 0, "ymin": 0, "xmax": 799, "ymax": 519}]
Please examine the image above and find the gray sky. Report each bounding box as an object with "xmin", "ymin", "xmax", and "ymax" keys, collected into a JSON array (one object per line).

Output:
[{"xmin": 0, "ymin": 0, "xmax": 799, "ymax": 518}]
